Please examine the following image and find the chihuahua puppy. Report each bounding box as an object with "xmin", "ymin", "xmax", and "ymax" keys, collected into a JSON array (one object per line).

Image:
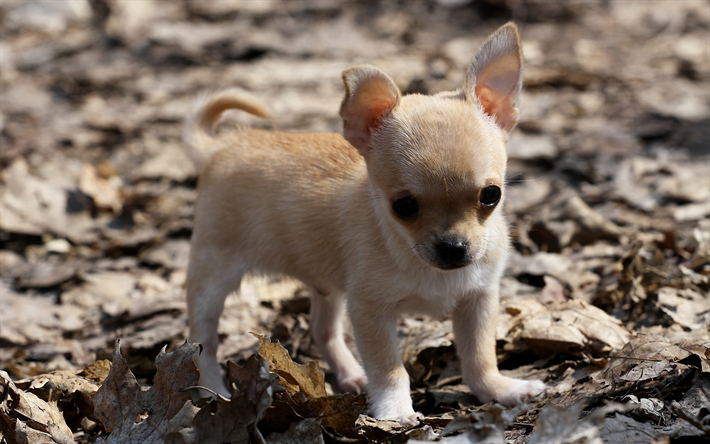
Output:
[{"xmin": 184, "ymin": 23, "xmax": 545, "ymax": 424}]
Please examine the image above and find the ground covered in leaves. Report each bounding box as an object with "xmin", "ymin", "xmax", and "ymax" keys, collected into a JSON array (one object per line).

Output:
[{"xmin": 1, "ymin": 1, "xmax": 709, "ymax": 443}]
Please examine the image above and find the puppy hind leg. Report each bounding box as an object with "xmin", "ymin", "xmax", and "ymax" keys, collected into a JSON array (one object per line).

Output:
[
  {"xmin": 187, "ymin": 254, "xmax": 245, "ymax": 398},
  {"xmin": 310, "ymin": 289, "xmax": 367, "ymax": 393}
]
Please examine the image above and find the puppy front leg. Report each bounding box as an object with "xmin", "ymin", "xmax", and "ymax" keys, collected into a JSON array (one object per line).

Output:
[
  {"xmin": 349, "ymin": 299, "xmax": 420, "ymax": 425},
  {"xmin": 453, "ymin": 289, "xmax": 546, "ymax": 406}
]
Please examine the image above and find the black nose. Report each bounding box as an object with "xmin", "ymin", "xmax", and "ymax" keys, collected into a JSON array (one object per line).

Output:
[{"xmin": 434, "ymin": 236, "xmax": 471, "ymax": 270}]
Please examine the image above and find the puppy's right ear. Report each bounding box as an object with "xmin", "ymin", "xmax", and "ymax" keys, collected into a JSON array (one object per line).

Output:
[{"xmin": 340, "ymin": 65, "xmax": 401, "ymax": 154}]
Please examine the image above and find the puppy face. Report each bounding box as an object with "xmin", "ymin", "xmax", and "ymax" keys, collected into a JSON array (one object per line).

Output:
[
  {"xmin": 340, "ymin": 23, "xmax": 523, "ymax": 271},
  {"xmin": 367, "ymin": 96, "xmax": 508, "ymax": 270}
]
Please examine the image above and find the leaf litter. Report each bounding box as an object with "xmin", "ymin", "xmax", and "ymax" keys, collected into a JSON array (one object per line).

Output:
[{"xmin": 1, "ymin": 0, "xmax": 709, "ymax": 442}]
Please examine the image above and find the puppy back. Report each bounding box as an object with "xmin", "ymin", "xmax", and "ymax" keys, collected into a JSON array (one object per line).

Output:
[{"xmin": 183, "ymin": 89, "xmax": 271, "ymax": 172}]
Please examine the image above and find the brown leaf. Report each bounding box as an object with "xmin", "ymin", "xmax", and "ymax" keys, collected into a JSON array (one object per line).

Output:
[
  {"xmin": 15, "ymin": 364, "xmax": 107, "ymax": 425},
  {"xmin": 255, "ymin": 333, "xmax": 327, "ymax": 399},
  {"xmin": 140, "ymin": 239, "xmax": 191, "ymax": 270},
  {"xmin": 512, "ymin": 299, "xmax": 630, "ymax": 356},
  {"xmin": 0, "ymin": 282, "xmax": 85, "ymax": 346},
  {"xmin": 265, "ymin": 392, "xmax": 366, "ymax": 435},
  {"xmin": 92, "ymin": 340, "xmax": 199, "ymax": 443},
  {"xmin": 434, "ymin": 403, "xmax": 533, "ymax": 444},
  {"xmin": 80, "ymin": 360, "xmax": 112, "ymax": 384},
  {"xmin": 541, "ymin": 192, "xmax": 625, "ymax": 247},
  {"xmin": 168, "ymin": 353, "xmax": 275, "ymax": 444},
  {"xmin": 0, "ymin": 158, "xmax": 97, "ymax": 244},
  {"xmin": 265, "ymin": 417, "xmax": 324, "ymax": 444},
  {"xmin": 79, "ymin": 163, "xmax": 123, "ymax": 213},
  {"xmin": 254, "ymin": 333, "xmax": 365, "ymax": 435},
  {"xmin": 539, "ymin": 275, "xmax": 568, "ymax": 304},
  {"xmin": 600, "ymin": 336, "xmax": 692, "ymax": 382},
  {"xmin": 529, "ymin": 401, "xmax": 632, "ymax": 444},
  {"xmin": 657, "ymin": 287, "xmax": 710, "ymax": 331},
  {"xmin": 401, "ymin": 317, "xmax": 455, "ymax": 385},
  {"xmin": 0, "ymin": 370, "xmax": 76, "ymax": 444}
]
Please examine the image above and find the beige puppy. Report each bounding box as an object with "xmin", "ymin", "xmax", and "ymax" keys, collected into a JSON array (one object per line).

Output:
[{"xmin": 184, "ymin": 22, "xmax": 545, "ymax": 424}]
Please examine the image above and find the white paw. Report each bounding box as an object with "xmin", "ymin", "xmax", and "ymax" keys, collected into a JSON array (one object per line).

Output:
[
  {"xmin": 397, "ymin": 410, "xmax": 424, "ymax": 427},
  {"xmin": 373, "ymin": 405, "xmax": 423, "ymax": 426},
  {"xmin": 337, "ymin": 370, "xmax": 368, "ymax": 394},
  {"xmin": 493, "ymin": 378, "xmax": 546, "ymax": 406}
]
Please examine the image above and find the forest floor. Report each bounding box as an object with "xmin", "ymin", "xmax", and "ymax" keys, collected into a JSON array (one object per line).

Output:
[{"xmin": 0, "ymin": 1, "xmax": 709, "ymax": 443}]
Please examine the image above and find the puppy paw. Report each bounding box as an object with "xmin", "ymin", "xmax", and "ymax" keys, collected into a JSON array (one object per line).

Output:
[
  {"xmin": 338, "ymin": 370, "xmax": 368, "ymax": 394},
  {"xmin": 495, "ymin": 378, "xmax": 546, "ymax": 406},
  {"xmin": 373, "ymin": 406, "xmax": 423, "ymax": 426},
  {"xmin": 472, "ymin": 376, "xmax": 546, "ymax": 406},
  {"xmin": 397, "ymin": 410, "xmax": 424, "ymax": 427}
]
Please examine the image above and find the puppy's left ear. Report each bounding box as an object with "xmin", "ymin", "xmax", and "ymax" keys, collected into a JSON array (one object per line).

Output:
[{"xmin": 465, "ymin": 22, "xmax": 523, "ymax": 133}]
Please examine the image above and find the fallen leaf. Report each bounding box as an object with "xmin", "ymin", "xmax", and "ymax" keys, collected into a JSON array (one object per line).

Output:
[
  {"xmin": 79, "ymin": 163, "xmax": 123, "ymax": 213},
  {"xmin": 92, "ymin": 340, "xmax": 199, "ymax": 443},
  {"xmin": 601, "ymin": 336, "xmax": 692, "ymax": 382},
  {"xmin": 265, "ymin": 417, "xmax": 324, "ymax": 444},
  {"xmin": 140, "ymin": 239, "xmax": 190, "ymax": 270},
  {"xmin": 254, "ymin": 333, "xmax": 365, "ymax": 435},
  {"xmin": 401, "ymin": 318, "xmax": 454, "ymax": 384},
  {"xmin": 657, "ymin": 287, "xmax": 710, "ymax": 331},
  {"xmin": 255, "ymin": 333, "xmax": 326, "ymax": 399},
  {"xmin": 669, "ymin": 373, "xmax": 710, "ymax": 437},
  {"xmin": 0, "ymin": 370, "xmax": 76, "ymax": 444},
  {"xmin": 0, "ymin": 282, "xmax": 85, "ymax": 346},
  {"xmin": 15, "ymin": 261, "xmax": 77, "ymax": 289},
  {"xmin": 508, "ymin": 299, "xmax": 630, "ymax": 356},
  {"xmin": 171, "ymin": 354, "xmax": 276, "ymax": 444},
  {"xmin": 431, "ymin": 403, "xmax": 534, "ymax": 444},
  {"xmin": 529, "ymin": 401, "xmax": 632, "ymax": 444},
  {"xmin": 0, "ymin": 158, "xmax": 96, "ymax": 244}
]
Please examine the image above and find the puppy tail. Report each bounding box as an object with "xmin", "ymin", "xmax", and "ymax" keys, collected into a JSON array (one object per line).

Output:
[{"xmin": 183, "ymin": 89, "xmax": 271, "ymax": 172}]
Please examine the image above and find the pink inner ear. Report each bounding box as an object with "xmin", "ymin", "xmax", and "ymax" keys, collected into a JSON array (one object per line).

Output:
[
  {"xmin": 343, "ymin": 84, "xmax": 398, "ymax": 152},
  {"xmin": 475, "ymin": 85, "xmax": 518, "ymax": 132},
  {"xmin": 365, "ymin": 98, "xmax": 394, "ymax": 128},
  {"xmin": 471, "ymin": 50, "xmax": 522, "ymax": 132}
]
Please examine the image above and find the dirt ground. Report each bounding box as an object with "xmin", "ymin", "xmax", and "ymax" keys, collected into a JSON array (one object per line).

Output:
[{"xmin": 0, "ymin": 1, "xmax": 709, "ymax": 443}]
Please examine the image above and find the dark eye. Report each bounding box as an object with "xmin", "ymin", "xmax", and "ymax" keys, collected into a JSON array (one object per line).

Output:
[
  {"xmin": 392, "ymin": 197, "xmax": 418, "ymax": 219},
  {"xmin": 480, "ymin": 186, "xmax": 501, "ymax": 207}
]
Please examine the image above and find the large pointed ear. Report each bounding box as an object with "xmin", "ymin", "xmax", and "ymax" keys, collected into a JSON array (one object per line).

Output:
[
  {"xmin": 464, "ymin": 22, "xmax": 523, "ymax": 133},
  {"xmin": 340, "ymin": 65, "xmax": 401, "ymax": 154}
]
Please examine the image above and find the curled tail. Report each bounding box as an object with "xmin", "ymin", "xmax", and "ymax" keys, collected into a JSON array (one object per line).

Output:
[{"xmin": 183, "ymin": 89, "xmax": 271, "ymax": 172}]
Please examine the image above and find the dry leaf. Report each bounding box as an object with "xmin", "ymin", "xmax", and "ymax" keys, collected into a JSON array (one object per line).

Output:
[
  {"xmin": 92, "ymin": 340, "xmax": 199, "ymax": 443},
  {"xmin": 255, "ymin": 333, "xmax": 327, "ymax": 399},
  {"xmin": 170, "ymin": 354, "xmax": 276, "ymax": 444},
  {"xmin": 657, "ymin": 287, "xmax": 710, "ymax": 331},
  {"xmin": 401, "ymin": 318, "xmax": 454, "ymax": 384},
  {"xmin": 0, "ymin": 370, "xmax": 76, "ymax": 444},
  {"xmin": 254, "ymin": 333, "xmax": 365, "ymax": 435},
  {"xmin": 509, "ymin": 299, "xmax": 630, "ymax": 356},
  {"xmin": 431, "ymin": 403, "xmax": 534, "ymax": 444},
  {"xmin": 265, "ymin": 417, "xmax": 324, "ymax": 444},
  {"xmin": 528, "ymin": 401, "xmax": 632, "ymax": 444},
  {"xmin": 601, "ymin": 336, "xmax": 692, "ymax": 382},
  {"xmin": 79, "ymin": 163, "xmax": 123, "ymax": 213}
]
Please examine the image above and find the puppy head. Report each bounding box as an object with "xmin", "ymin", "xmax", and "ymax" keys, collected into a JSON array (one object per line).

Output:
[{"xmin": 340, "ymin": 23, "xmax": 523, "ymax": 270}]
